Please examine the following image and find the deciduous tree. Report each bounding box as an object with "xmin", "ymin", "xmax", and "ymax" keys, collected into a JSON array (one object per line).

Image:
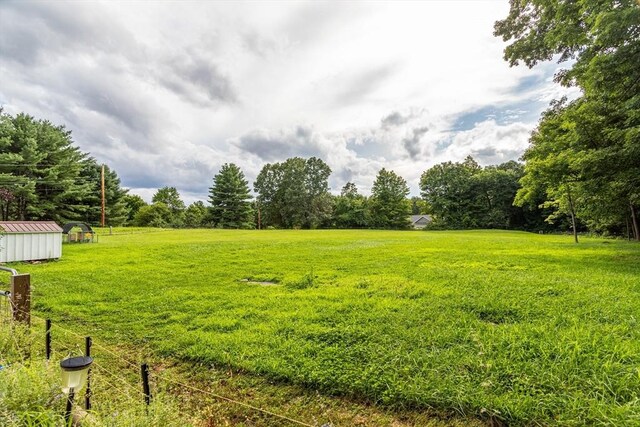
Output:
[
  {"xmin": 152, "ymin": 186, "xmax": 185, "ymax": 227},
  {"xmin": 123, "ymin": 194, "xmax": 147, "ymax": 223},
  {"xmin": 333, "ymin": 182, "xmax": 369, "ymax": 228},
  {"xmin": 495, "ymin": 0, "xmax": 640, "ymax": 239},
  {"xmin": 369, "ymin": 168, "xmax": 410, "ymax": 229},
  {"xmin": 134, "ymin": 202, "xmax": 172, "ymax": 228},
  {"xmin": 184, "ymin": 201, "xmax": 209, "ymax": 228},
  {"xmin": 254, "ymin": 157, "xmax": 332, "ymax": 229}
]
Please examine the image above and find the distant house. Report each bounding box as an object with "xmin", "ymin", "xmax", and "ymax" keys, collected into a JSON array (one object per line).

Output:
[
  {"xmin": 0, "ymin": 221, "xmax": 63, "ymax": 262},
  {"xmin": 410, "ymin": 215, "xmax": 432, "ymax": 229}
]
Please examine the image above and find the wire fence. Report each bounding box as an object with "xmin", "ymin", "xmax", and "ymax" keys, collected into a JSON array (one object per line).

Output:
[{"xmin": 0, "ymin": 304, "xmax": 318, "ymax": 427}]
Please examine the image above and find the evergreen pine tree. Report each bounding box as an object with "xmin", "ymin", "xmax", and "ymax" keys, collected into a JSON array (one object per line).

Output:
[{"xmin": 209, "ymin": 163, "xmax": 253, "ymax": 228}]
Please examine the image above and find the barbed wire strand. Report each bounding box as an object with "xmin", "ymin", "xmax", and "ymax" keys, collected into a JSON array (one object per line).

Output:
[
  {"xmin": 4, "ymin": 308, "xmax": 317, "ymax": 427},
  {"xmin": 47, "ymin": 321, "xmax": 142, "ymax": 371},
  {"xmin": 155, "ymin": 370, "xmax": 316, "ymax": 427},
  {"xmin": 91, "ymin": 362, "xmax": 148, "ymax": 399}
]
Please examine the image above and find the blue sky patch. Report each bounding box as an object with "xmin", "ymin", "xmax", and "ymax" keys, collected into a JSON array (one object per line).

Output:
[{"xmin": 450, "ymin": 97, "xmax": 548, "ymax": 132}]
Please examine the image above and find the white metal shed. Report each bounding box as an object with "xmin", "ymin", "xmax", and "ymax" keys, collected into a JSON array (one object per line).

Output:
[{"xmin": 0, "ymin": 221, "xmax": 63, "ymax": 262}]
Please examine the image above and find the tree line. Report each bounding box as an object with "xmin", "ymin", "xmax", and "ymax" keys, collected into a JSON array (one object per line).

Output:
[
  {"xmin": 132, "ymin": 158, "xmax": 415, "ymax": 230},
  {"xmin": 0, "ymin": 107, "xmax": 635, "ymax": 238}
]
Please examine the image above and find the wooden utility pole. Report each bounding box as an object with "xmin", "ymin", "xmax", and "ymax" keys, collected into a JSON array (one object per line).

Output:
[{"xmin": 101, "ymin": 164, "xmax": 106, "ymax": 227}]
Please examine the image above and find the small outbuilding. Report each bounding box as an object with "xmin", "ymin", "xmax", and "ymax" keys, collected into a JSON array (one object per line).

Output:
[
  {"xmin": 0, "ymin": 221, "xmax": 63, "ymax": 262},
  {"xmin": 410, "ymin": 215, "xmax": 432, "ymax": 229}
]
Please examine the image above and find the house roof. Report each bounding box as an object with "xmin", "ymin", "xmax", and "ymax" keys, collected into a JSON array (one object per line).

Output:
[
  {"xmin": 410, "ymin": 215, "xmax": 431, "ymax": 223},
  {"xmin": 0, "ymin": 221, "xmax": 63, "ymax": 233}
]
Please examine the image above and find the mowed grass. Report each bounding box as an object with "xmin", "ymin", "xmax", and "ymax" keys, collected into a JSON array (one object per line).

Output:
[{"xmin": 20, "ymin": 229, "xmax": 640, "ymax": 425}]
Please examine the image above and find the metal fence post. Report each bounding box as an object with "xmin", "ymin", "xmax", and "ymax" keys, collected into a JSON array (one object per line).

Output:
[
  {"xmin": 46, "ymin": 319, "xmax": 52, "ymax": 360},
  {"xmin": 85, "ymin": 336, "xmax": 92, "ymax": 410},
  {"xmin": 141, "ymin": 363, "xmax": 152, "ymax": 406}
]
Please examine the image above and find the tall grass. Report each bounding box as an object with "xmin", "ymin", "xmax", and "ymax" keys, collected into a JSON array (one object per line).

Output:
[{"xmin": 13, "ymin": 229, "xmax": 640, "ymax": 425}]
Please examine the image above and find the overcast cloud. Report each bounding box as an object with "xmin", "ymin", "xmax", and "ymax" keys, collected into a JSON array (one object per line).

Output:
[{"xmin": 0, "ymin": 1, "xmax": 578, "ymax": 203}]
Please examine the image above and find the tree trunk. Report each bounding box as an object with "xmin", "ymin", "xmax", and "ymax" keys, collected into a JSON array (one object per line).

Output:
[
  {"xmin": 630, "ymin": 203, "xmax": 639, "ymax": 241},
  {"xmin": 18, "ymin": 197, "xmax": 26, "ymax": 221},
  {"xmin": 567, "ymin": 188, "xmax": 578, "ymax": 243}
]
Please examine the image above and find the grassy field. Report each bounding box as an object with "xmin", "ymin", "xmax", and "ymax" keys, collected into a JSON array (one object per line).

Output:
[{"xmin": 13, "ymin": 229, "xmax": 640, "ymax": 425}]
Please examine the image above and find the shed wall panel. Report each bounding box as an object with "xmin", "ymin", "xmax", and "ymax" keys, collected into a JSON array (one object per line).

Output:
[
  {"xmin": 53, "ymin": 234, "xmax": 62, "ymax": 258},
  {"xmin": 0, "ymin": 235, "xmax": 5, "ymax": 263},
  {"xmin": 9, "ymin": 235, "xmax": 17, "ymax": 262},
  {"xmin": 0, "ymin": 232, "xmax": 62, "ymax": 262},
  {"xmin": 23, "ymin": 234, "xmax": 31, "ymax": 261}
]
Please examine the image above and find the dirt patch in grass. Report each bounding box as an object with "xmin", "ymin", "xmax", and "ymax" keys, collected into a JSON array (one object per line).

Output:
[{"xmin": 239, "ymin": 278, "xmax": 280, "ymax": 286}]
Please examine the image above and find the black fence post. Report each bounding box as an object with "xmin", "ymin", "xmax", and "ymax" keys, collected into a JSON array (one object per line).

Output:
[
  {"xmin": 65, "ymin": 389, "xmax": 75, "ymax": 425},
  {"xmin": 141, "ymin": 363, "xmax": 152, "ymax": 406},
  {"xmin": 85, "ymin": 336, "xmax": 92, "ymax": 410},
  {"xmin": 45, "ymin": 319, "xmax": 51, "ymax": 360}
]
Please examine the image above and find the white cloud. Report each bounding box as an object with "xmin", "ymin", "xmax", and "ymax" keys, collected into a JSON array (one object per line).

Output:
[{"xmin": 0, "ymin": 1, "xmax": 575, "ymax": 200}]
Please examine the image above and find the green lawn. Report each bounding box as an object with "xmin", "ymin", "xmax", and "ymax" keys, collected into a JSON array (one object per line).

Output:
[{"xmin": 19, "ymin": 229, "xmax": 640, "ymax": 425}]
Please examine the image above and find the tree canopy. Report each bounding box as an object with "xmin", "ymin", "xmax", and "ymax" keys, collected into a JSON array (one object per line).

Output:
[
  {"xmin": 254, "ymin": 157, "xmax": 332, "ymax": 229},
  {"xmin": 495, "ymin": 0, "xmax": 640, "ymax": 240},
  {"xmin": 152, "ymin": 187, "xmax": 185, "ymax": 227},
  {"xmin": 369, "ymin": 168, "xmax": 411, "ymax": 229},
  {"xmin": 421, "ymin": 157, "xmax": 547, "ymax": 231},
  {"xmin": 333, "ymin": 182, "xmax": 369, "ymax": 229},
  {"xmin": 0, "ymin": 111, "xmax": 132, "ymax": 225}
]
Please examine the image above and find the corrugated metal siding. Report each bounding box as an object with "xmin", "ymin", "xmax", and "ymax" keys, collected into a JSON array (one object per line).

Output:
[
  {"xmin": 0, "ymin": 221, "xmax": 63, "ymax": 233},
  {"xmin": 0, "ymin": 232, "xmax": 62, "ymax": 262}
]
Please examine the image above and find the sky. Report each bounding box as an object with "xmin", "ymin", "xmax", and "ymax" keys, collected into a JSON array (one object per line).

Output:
[{"xmin": 0, "ymin": 1, "xmax": 578, "ymax": 204}]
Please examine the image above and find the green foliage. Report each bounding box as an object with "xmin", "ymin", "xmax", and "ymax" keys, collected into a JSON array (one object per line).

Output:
[
  {"xmin": 79, "ymin": 160, "xmax": 130, "ymax": 226},
  {"xmin": 209, "ymin": 163, "xmax": 253, "ymax": 229},
  {"xmin": 495, "ymin": 0, "xmax": 640, "ymax": 240},
  {"xmin": 0, "ymin": 361, "xmax": 63, "ymax": 426},
  {"xmin": 369, "ymin": 168, "xmax": 411, "ymax": 229},
  {"xmin": 0, "ymin": 111, "xmax": 131, "ymax": 225},
  {"xmin": 254, "ymin": 157, "xmax": 332, "ymax": 229},
  {"xmin": 421, "ymin": 157, "xmax": 546, "ymax": 230},
  {"xmin": 420, "ymin": 157, "xmax": 479, "ymax": 228},
  {"xmin": 134, "ymin": 202, "xmax": 173, "ymax": 227},
  {"xmin": 410, "ymin": 196, "xmax": 428, "ymax": 215},
  {"xmin": 333, "ymin": 182, "xmax": 369, "ymax": 228},
  {"xmin": 152, "ymin": 187, "xmax": 185, "ymax": 227},
  {"xmin": 494, "ymin": 0, "xmax": 640, "ymax": 87},
  {"xmin": 514, "ymin": 101, "xmax": 585, "ymax": 242},
  {"xmin": 184, "ymin": 201, "xmax": 209, "ymax": 228},
  {"xmin": 20, "ymin": 229, "xmax": 640, "ymax": 425},
  {"xmin": 0, "ymin": 360, "xmax": 190, "ymax": 427},
  {"xmin": 0, "ymin": 112, "xmax": 93, "ymax": 222},
  {"xmin": 122, "ymin": 194, "xmax": 147, "ymax": 223}
]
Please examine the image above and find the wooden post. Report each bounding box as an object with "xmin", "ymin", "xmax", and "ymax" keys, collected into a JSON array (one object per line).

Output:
[{"xmin": 10, "ymin": 274, "xmax": 30, "ymax": 325}]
